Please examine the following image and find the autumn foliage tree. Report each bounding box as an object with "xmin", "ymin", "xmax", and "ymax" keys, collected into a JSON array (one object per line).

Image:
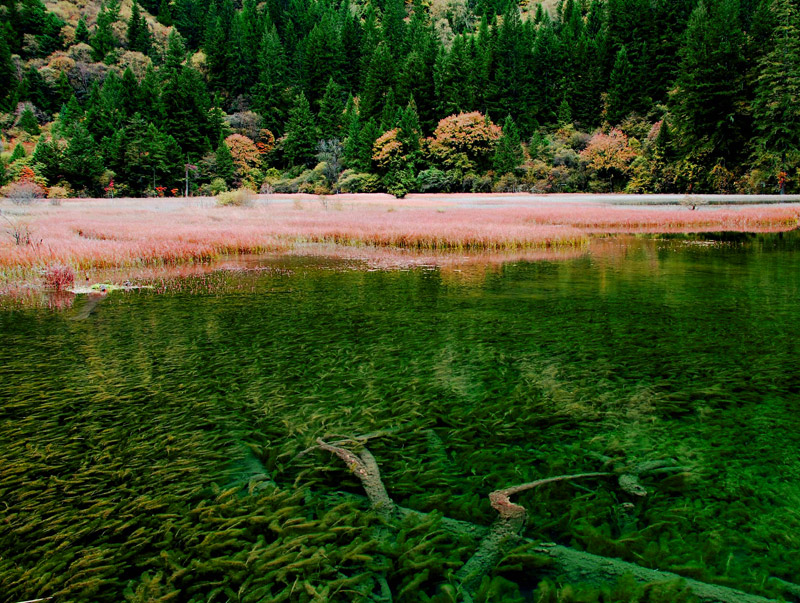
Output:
[
  {"xmin": 580, "ymin": 128, "xmax": 637, "ymax": 191},
  {"xmin": 426, "ymin": 112, "xmax": 501, "ymax": 172},
  {"xmin": 224, "ymin": 134, "xmax": 260, "ymax": 183}
]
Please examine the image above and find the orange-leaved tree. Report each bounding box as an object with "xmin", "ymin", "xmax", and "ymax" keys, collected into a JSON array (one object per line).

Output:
[
  {"xmin": 426, "ymin": 112, "xmax": 501, "ymax": 172},
  {"xmin": 580, "ymin": 128, "xmax": 638, "ymax": 191}
]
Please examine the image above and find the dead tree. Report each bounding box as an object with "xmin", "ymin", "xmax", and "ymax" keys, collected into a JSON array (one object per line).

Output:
[{"xmin": 307, "ymin": 435, "xmax": 791, "ymax": 603}]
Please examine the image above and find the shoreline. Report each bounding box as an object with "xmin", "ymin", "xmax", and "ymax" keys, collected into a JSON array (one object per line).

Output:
[{"xmin": 2, "ymin": 195, "xmax": 798, "ymax": 299}]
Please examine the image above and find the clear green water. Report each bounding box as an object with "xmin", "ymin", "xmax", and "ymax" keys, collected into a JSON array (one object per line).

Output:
[{"xmin": 1, "ymin": 233, "xmax": 799, "ymax": 602}]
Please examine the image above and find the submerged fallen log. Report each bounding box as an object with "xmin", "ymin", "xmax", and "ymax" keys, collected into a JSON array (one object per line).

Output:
[{"xmin": 310, "ymin": 436, "xmax": 785, "ymax": 603}]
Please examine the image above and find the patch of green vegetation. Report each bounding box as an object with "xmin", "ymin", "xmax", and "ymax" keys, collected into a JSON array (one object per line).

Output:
[{"xmin": 0, "ymin": 235, "xmax": 799, "ymax": 601}]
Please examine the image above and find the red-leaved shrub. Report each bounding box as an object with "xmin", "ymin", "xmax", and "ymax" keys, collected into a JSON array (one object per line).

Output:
[{"xmin": 43, "ymin": 264, "xmax": 75, "ymax": 290}]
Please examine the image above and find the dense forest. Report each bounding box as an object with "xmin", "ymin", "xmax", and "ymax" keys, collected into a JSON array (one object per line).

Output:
[{"xmin": 0, "ymin": 0, "xmax": 799, "ymax": 197}]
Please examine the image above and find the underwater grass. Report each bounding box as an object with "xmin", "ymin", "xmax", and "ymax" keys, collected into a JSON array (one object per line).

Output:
[{"xmin": 1, "ymin": 235, "xmax": 799, "ymax": 601}]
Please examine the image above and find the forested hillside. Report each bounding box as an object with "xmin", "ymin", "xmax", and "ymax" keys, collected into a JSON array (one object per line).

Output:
[{"xmin": 1, "ymin": 0, "xmax": 799, "ymax": 197}]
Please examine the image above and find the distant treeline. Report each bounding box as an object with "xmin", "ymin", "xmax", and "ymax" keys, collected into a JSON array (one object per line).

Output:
[{"xmin": 1, "ymin": 0, "xmax": 799, "ymax": 197}]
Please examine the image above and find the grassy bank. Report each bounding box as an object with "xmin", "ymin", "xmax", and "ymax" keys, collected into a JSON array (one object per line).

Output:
[{"xmin": 1, "ymin": 195, "xmax": 798, "ymax": 286}]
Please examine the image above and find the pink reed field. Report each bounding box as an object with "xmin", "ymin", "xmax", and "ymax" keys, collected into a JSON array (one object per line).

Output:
[{"xmin": 1, "ymin": 194, "xmax": 799, "ymax": 283}]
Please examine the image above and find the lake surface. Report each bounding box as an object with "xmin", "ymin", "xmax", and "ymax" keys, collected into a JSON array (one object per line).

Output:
[{"xmin": 1, "ymin": 233, "xmax": 799, "ymax": 602}]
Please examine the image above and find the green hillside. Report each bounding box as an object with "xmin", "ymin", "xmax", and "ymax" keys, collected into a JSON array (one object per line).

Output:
[{"xmin": 1, "ymin": 0, "xmax": 799, "ymax": 197}]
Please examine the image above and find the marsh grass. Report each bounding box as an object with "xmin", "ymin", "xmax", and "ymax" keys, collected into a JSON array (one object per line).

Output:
[{"xmin": 0, "ymin": 199, "xmax": 797, "ymax": 287}]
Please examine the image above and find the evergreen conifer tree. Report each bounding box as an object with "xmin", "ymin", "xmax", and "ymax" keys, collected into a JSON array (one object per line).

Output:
[
  {"xmin": 318, "ymin": 78, "xmax": 345, "ymax": 140},
  {"xmin": 127, "ymin": 0, "xmax": 153, "ymax": 55},
  {"xmin": 606, "ymin": 46, "xmax": 636, "ymax": 125},
  {"xmin": 158, "ymin": 0, "xmax": 173, "ymax": 26},
  {"xmin": 10, "ymin": 143, "xmax": 27, "ymax": 163},
  {"xmin": 0, "ymin": 32, "xmax": 18, "ymax": 110},
  {"xmin": 752, "ymin": 0, "xmax": 800, "ymax": 166},
  {"xmin": 75, "ymin": 16, "xmax": 89, "ymax": 43},
  {"xmin": 670, "ymin": 0, "xmax": 749, "ymax": 165},
  {"xmin": 215, "ymin": 138, "xmax": 235, "ymax": 185},
  {"xmin": 64, "ymin": 122, "xmax": 104, "ymax": 192},
  {"xmin": 91, "ymin": 0, "xmax": 118, "ymax": 61},
  {"xmin": 283, "ymin": 93, "xmax": 319, "ymax": 167},
  {"xmin": 17, "ymin": 106, "xmax": 40, "ymax": 135},
  {"xmin": 493, "ymin": 115, "xmax": 524, "ymax": 174}
]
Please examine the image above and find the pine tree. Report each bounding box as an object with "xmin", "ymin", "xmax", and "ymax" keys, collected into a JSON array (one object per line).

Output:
[
  {"xmin": 670, "ymin": 0, "xmax": 749, "ymax": 166},
  {"xmin": 64, "ymin": 122, "xmax": 104, "ymax": 193},
  {"xmin": 92, "ymin": 0, "xmax": 118, "ymax": 61},
  {"xmin": 158, "ymin": 0, "xmax": 173, "ymax": 26},
  {"xmin": 10, "ymin": 143, "xmax": 27, "ymax": 163},
  {"xmin": 360, "ymin": 42, "xmax": 395, "ymax": 121},
  {"xmin": 0, "ymin": 31, "xmax": 17, "ymax": 111},
  {"xmin": 127, "ymin": 0, "xmax": 153, "ymax": 55},
  {"xmin": 493, "ymin": 115, "xmax": 524, "ymax": 174},
  {"xmin": 17, "ymin": 105, "xmax": 40, "ymax": 135},
  {"xmin": 752, "ymin": 0, "xmax": 800, "ymax": 166},
  {"xmin": 605, "ymin": 46, "xmax": 636, "ymax": 125},
  {"xmin": 398, "ymin": 98, "xmax": 422, "ymax": 156},
  {"xmin": 215, "ymin": 138, "xmax": 235, "ymax": 185},
  {"xmin": 283, "ymin": 93, "xmax": 319, "ymax": 167},
  {"xmin": 318, "ymin": 78, "xmax": 345, "ymax": 140},
  {"xmin": 75, "ymin": 16, "xmax": 89, "ymax": 43}
]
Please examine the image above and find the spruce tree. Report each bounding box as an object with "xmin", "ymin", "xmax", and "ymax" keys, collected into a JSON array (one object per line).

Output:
[
  {"xmin": 17, "ymin": 106, "xmax": 40, "ymax": 135},
  {"xmin": 55, "ymin": 71, "xmax": 73, "ymax": 108},
  {"xmin": 75, "ymin": 16, "xmax": 89, "ymax": 43},
  {"xmin": 752, "ymin": 0, "xmax": 800, "ymax": 166},
  {"xmin": 343, "ymin": 108, "xmax": 364, "ymax": 171},
  {"xmin": 670, "ymin": 0, "xmax": 749, "ymax": 165},
  {"xmin": 606, "ymin": 46, "xmax": 636, "ymax": 125},
  {"xmin": 56, "ymin": 94, "xmax": 84, "ymax": 136},
  {"xmin": 318, "ymin": 78, "xmax": 345, "ymax": 140},
  {"xmin": 157, "ymin": 0, "xmax": 173, "ymax": 26},
  {"xmin": 252, "ymin": 22, "xmax": 287, "ymax": 133},
  {"xmin": 215, "ymin": 138, "xmax": 235, "ymax": 185},
  {"xmin": 127, "ymin": 0, "xmax": 153, "ymax": 55},
  {"xmin": 493, "ymin": 115, "xmax": 524, "ymax": 174},
  {"xmin": 283, "ymin": 94, "xmax": 319, "ymax": 168},
  {"xmin": 0, "ymin": 32, "xmax": 17, "ymax": 111},
  {"xmin": 64, "ymin": 122, "xmax": 104, "ymax": 193},
  {"xmin": 32, "ymin": 137, "xmax": 65, "ymax": 185},
  {"xmin": 360, "ymin": 42, "xmax": 395, "ymax": 121},
  {"xmin": 398, "ymin": 98, "xmax": 422, "ymax": 156},
  {"xmin": 10, "ymin": 143, "xmax": 27, "ymax": 163},
  {"xmin": 92, "ymin": 0, "xmax": 118, "ymax": 61},
  {"xmin": 18, "ymin": 67, "xmax": 51, "ymax": 112}
]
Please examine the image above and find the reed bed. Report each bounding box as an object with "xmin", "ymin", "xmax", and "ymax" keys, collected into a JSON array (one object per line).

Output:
[{"xmin": 1, "ymin": 198, "xmax": 798, "ymax": 280}]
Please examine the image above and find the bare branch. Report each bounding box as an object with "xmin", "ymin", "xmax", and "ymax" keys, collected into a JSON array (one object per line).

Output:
[{"xmin": 316, "ymin": 438, "xmax": 395, "ymax": 520}]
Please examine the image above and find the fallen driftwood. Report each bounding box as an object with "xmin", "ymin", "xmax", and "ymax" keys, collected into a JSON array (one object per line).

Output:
[{"xmin": 310, "ymin": 436, "xmax": 786, "ymax": 603}]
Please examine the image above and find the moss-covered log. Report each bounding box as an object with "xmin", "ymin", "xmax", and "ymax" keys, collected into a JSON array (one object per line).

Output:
[{"xmin": 312, "ymin": 439, "xmax": 783, "ymax": 603}]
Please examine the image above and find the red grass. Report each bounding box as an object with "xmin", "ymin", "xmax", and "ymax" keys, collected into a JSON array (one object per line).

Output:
[{"xmin": 1, "ymin": 198, "xmax": 797, "ymax": 277}]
